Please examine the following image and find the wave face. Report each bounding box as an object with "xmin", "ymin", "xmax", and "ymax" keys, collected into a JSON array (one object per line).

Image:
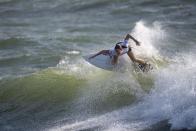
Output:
[{"xmin": 0, "ymin": 0, "xmax": 196, "ymax": 131}]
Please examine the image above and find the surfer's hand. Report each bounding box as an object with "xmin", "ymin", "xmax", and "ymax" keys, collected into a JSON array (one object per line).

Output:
[
  {"xmin": 136, "ymin": 41, "xmax": 141, "ymax": 46},
  {"xmin": 89, "ymin": 55, "xmax": 95, "ymax": 59}
]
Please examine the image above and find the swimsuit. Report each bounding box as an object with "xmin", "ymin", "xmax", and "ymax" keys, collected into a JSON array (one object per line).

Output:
[{"xmin": 109, "ymin": 40, "xmax": 131, "ymax": 57}]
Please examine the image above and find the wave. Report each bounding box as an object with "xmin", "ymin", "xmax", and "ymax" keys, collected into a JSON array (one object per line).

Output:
[
  {"xmin": 0, "ymin": 0, "xmax": 195, "ymax": 130},
  {"xmin": 48, "ymin": 21, "xmax": 196, "ymax": 131},
  {"xmin": 49, "ymin": 53, "xmax": 196, "ymax": 131},
  {"xmin": 1, "ymin": 18, "xmax": 195, "ymax": 130},
  {"xmin": 0, "ymin": 66, "xmax": 150, "ymax": 130}
]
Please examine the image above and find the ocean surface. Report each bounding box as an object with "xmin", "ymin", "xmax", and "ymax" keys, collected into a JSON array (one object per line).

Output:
[{"xmin": 0, "ymin": 0, "xmax": 196, "ymax": 131}]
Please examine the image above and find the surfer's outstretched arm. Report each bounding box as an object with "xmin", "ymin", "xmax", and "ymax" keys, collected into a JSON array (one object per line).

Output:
[
  {"xmin": 89, "ymin": 50, "xmax": 109, "ymax": 59},
  {"xmin": 125, "ymin": 34, "xmax": 140, "ymax": 46}
]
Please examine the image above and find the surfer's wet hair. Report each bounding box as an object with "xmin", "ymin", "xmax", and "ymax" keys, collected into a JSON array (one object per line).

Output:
[
  {"xmin": 116, "ymin": 42, "xmax": 127, "ymax": 48},
  {"xmin": 115, "ymin": 44, "xmax": 122, "ymax": 50}
]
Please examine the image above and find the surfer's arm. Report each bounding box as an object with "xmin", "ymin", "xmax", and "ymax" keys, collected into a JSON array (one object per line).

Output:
[
  {"xmin": 89, "ymin": 50, "xmax": 109, "ymax": 59},
  {"xmin": 125, "ymin": 34, "xmax": 140, "ymax": 46}
]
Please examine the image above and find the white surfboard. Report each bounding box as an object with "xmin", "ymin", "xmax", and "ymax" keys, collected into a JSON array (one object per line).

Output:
[
  {"xmin": 83, "ymin": 54, "xmax": 154, "ymax": 72},
  {"xmin": 83, "ymin": 54, "xmax": 132, "ymax": 71}
]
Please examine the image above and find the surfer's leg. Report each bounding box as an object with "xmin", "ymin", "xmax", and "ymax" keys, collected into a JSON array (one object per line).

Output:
[
  {"xmin": 127, "ymin": 51, "xmax": 146, "ymax": 65},
  {"xmin": 111, "ymin": 55, "xmax": 119, "ymax": 65}
]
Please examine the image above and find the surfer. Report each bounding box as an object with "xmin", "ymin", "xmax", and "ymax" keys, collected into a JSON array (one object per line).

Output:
[{"xmin": 89, "ymin": 34, "xmax": 148, "ymax": 70}]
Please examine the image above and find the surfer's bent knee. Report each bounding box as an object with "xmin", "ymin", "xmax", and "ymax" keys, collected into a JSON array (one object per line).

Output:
[{"xmin": 127, "ymin": 47, "xmax": 132, "ymax": 52}]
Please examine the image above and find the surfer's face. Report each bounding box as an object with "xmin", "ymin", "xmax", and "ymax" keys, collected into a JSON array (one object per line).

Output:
[{"xmin": 116, "ymin": 48, "xmax": 123, "ymax": 55}]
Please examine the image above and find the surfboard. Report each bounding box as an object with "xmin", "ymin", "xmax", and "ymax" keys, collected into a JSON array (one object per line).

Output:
[
  {"xmin": 83, "ymin": 54, "xmax": 122, "ymax": 71},
  {"xmin": 83, "ymin": 54, "xmax": 153, "ymax": 72}
]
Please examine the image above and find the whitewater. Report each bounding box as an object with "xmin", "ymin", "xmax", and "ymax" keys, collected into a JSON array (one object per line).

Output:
[{"xmin": 51, "ymin": 21, "xmax": 196, "ymax": 131}]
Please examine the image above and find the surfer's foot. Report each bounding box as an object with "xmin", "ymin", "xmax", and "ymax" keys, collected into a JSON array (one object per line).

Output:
[
  {"xmin": 138, "ymin": 62, "xmax": 152, "ymax": 72},
  {"xmin": 138, "ymin": 63, "xmax": 146, "ymax": 71}
]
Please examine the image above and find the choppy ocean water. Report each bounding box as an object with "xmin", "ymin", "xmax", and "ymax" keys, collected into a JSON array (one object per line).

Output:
[{"xmin": 0, "ymin": 0, "xmax": 196, "ymax": 131}]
